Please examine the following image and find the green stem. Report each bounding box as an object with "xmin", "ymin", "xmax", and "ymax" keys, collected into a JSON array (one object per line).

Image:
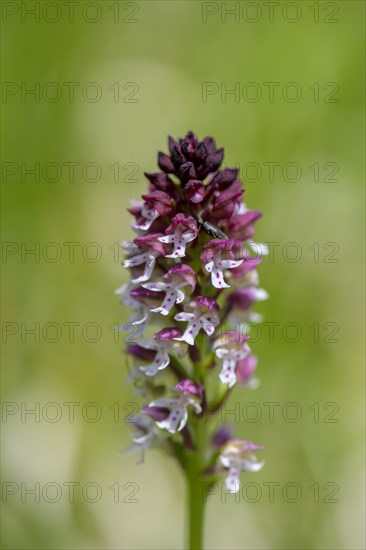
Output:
[
  {"xmin": 169, "ymin": 354, "xmax": 190, "ymax": 380},
  {"xmin": 186, "ymin": 417, "xmax": 207, "ymax": 550},
  {"xmin": 187, "ymin": 470, "xmax": 205, "ymax": 550}
]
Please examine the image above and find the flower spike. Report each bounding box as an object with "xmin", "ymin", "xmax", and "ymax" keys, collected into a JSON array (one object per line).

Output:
[{"xmin": 117, "ymin": 131, "xmax": 268, "ymax": 545}]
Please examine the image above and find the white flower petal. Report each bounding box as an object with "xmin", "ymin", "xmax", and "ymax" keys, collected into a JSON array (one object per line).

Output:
[
  {"xmin": 139, "ymin": 362, "xmax": 159, "ymax": 376},
  {"xmin": 204, "ymin": 260, "xmax": 214, "ymax": 273},
  {"xmin": 158, "ymin": 235, "xmax": 175, "ymax": 243},
  {"xmin": 131, "ymin": 255, "xmax": 156, "ymax": 284},
  {"xmin": 174, "ymin": 312, "xmax": 195, "ymax": 321},
  {"xmin": 175, "ymin": 289, "xmax": 185, "ymax": 304},
  {"xmin": 252, "ymin": 288, "xmax": 269, "ymax": 301},
  {"xmin": 140, "ymin": 351, "xmax": 170, "ymax": 377},
  {"xmin": 219, "ymin": 358, "xmax": 237, "ymax": 388},
  {"xmin": 239, "ymin": 459, "xmax": 265, "ymax": 472},
  {"xmin": 138, "ymin": 339, "xmax": 159, "ymax": 350},
  {"xmin": 211, "ymin": 266, "xmax": 230, "ymax": 289},
  {"xmin": 215, "ymin": 348, "xmax": 229, "ymax": 359},
  {"xmin": 190, "ymin": 400, "xmax": 202, "ymax": 415},
  {"xmin": 150, "ymin": 306, "xmax": 168, "ymax": 316},
  {"xmin": 202, "ymin": 320, "xmax": 215, "ymax": 336},
  {"xmin": 225, "ymin": 469, "xmax": 241, "ymax": 493},
  {"xmin": 123, "ymin": 252, "xmax": 147, "ymax": 269},
  {"xmin": 177, "ymin": 408, "xmax": 188, "ymax": 431},
  {"xmin": 181, "ymin": 320, "xmax": 202, "ymax": 345},
  {"xmin": 219, "ymin": 455, "xmax": 231, "ymax": 468},
  {"xmin": 182, "ymin": 231, "xmax": 196, "ymax": 243},
  {"xmin": 130, "ymin": 308, "xmax": 149, "ymax": 326},
  {"xmin": 154, "ymin": 290, "xmax": 178, "ymax": 315},
  {"xmin": 132, "ymin": 217, "xmax": 155, "ymax": 232},
  {"xmin": 248, "ymin": 242, "xmax": 268, "ymax": 256},
  {"xmin": 221, "ymin": 259, "xmax": 244, "ymax": 269},
  {"xmin": 142, "ymin": 281, "xmax": 167, "ymax": 291},
  {"xmin": 115, "ymin": 283, "xmax": 128, "ymax": 296},
  {"xmin": 150, "ymin": 397, "xmax": 176, "ymax": 408},
  {"xmin": 157, "ymin": 406, "xmax": 185, "ymax": 433},
  {"xmin": 166, "ymin": 237, "xmax": 187, "ymax": 258}
]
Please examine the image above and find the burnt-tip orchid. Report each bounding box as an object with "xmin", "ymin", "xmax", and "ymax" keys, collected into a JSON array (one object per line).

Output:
[{"xmin": 116, "ymin": 132, "xmax": 269, "ymax": 549}]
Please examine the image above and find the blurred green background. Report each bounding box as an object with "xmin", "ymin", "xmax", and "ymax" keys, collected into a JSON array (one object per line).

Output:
[{"xmin": 1, "ymin": 1, "xmax": 365, "ymax": 549}]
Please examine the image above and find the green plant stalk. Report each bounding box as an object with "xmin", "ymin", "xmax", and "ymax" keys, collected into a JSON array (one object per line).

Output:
[{"xmin": 186, "ymin": 415, "xmax": 207, "ymax": 550}]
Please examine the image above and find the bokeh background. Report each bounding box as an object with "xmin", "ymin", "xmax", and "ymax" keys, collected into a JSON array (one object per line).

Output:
[{"xmin": 1, "ymin": 1, "xmax": 365, "ymax": 549}]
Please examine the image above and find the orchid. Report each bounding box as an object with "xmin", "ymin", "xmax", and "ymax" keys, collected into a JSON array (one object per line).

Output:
[
  {"xmin": 213, "ymin": 331, "xmax": 251, "ymax": 388},
  {"xmin": 158, "ymin": 214, "xmax": 199, "ymax": 258},
  {"xmin": 143, "ymin": 379, "xmax": 203, "ymax": 433},
  {"xmin": 116, "ymin": 132, "xmax": 268, "ymax": 549},
  {"xmin": 174, "ymin": 296, "xmax": 220, "ymax": 345},
  {"xmin": 123, "ymin": 233, "xmax": 166, "ymax": 284},
  {"xmin": 219, "ymin": 439, "xmax": 264, "ymax": 492},
  {"xmin": 125, "ymin": 415, "xmax": 156, "ymax": 464},
  {"xmin": 201, "ymin": 239, "xmax": 244, "ymax": 289},
  {"xmin": 135, "ymin": 328, "xmax": 186, "ymax": 377},
  {"xmin": 143, "ymin": 263, "xmax": 196, "ymax": 316}
]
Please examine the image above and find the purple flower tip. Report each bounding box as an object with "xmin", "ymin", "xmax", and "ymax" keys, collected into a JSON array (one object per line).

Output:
[
  {"xmin": 141, "ymin": 190, "xmax": 174, "ymax": 217},
  {"xmin": 134, "ymin": 233, "xmax": 167, "ymax": 255},
  {"xmin": 130, "ymin": 286, "xmax": 164, "ymax": 303},
  {"xmin": 201, "ymin": 238, "xmax": 242, "ymax": 266},
  {"xmin": 236, "ymin": 355, "xmax": 258, "ymax": 384},
  {"xmin": 194, "ymin": 295, "xmax": 219, "ymax": 312},
  {"xmin": 168, "ymin": 213, "xmax": 198, "ymax": 232},
  {"xmin": 212, "ymin": 426, "xmax": 233, "ymax": 448},
  {"xmin": 141, "ymin": 405, "xmax": 170, "ymax": 421},
  {"xmin": 173, "ymin": 379, "xmax": 203, "ymax": 398},
  {"xmin": 184, "ymin": 180, "xmax": 205, "ymax": 204},
  {"xmin": 165, "ymin": 264, "xmax": 196, "ymax": 290},
  {"xmin": 231, "ymin": 257, "xmax": 262, "ymax": 279},
  {"xmin": 154, "ymin": 327, "xmax": 183, "ymax": 341},
  {"xmin": 228, "ymin": 288, "xmax": 256, "ymax": 310},
  {"xmin": 127, "ymin": 345, "xmax": 156, "ymax": 361}
]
